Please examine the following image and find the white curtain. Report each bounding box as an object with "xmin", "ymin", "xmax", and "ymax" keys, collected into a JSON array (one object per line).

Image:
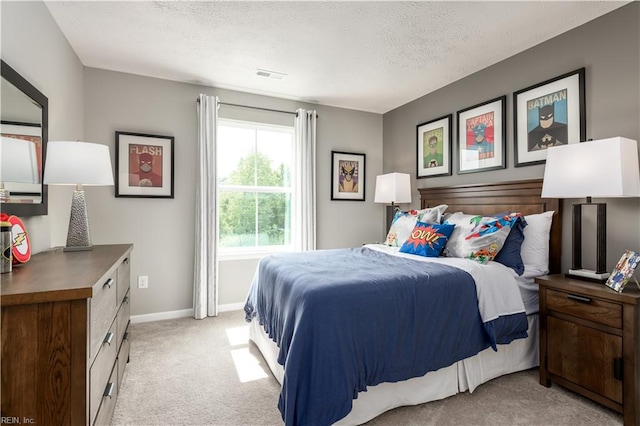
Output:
[
  {"xmin": 193, "ymin": 94, "xmax": 218, "ymax": 319},
  {"xmin": 294, "ymin": 109, "xmax": 317, "ymax": 251}
]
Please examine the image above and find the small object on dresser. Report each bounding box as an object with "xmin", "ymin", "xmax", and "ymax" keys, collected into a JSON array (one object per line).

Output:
[
  {"xmin": 6, "ymin": 214, "xmax": 31, "ymax": 264},
  {"xmin": 1, "ymin": 217, "xmax": 12, "ymax": 273},
  {"xmin": 605, "ymin": 250, "xmax": 640, "ymax": 293}
]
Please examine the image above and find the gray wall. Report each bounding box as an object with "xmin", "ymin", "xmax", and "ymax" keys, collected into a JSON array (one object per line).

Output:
[
  {"xmin": 2, "ymin": 2, "xmax": 382, "ymax": 315},
  {"xmin": 5, "ymin": 0, "xmax": 638, "ymax": 316},
  {"xmin": 82, "ymin": 68, "xmax": 383, "ymax": 314},
  {"xmin": 1, "ymin": 1, "xmax": 85, "ymax": 254},
  {"xmin": 383, "ymin": 3, "xmax": 640, "ymax": 273}
]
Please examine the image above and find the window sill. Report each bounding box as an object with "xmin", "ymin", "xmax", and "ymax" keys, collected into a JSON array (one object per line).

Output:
[{"xmin": 218, "ymin": 247, "xmax": 293, "ymax": 261}]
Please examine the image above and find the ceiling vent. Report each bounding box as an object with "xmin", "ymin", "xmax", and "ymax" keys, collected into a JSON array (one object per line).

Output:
[{"xmin": 256, "ymin": 68, "xmax": 287, "ymax": 80}]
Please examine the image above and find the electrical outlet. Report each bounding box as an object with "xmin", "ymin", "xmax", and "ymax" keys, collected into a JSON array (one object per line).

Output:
[{"xmin": 138, "ymin": 275, "xmax": 149, "ymax": 289}]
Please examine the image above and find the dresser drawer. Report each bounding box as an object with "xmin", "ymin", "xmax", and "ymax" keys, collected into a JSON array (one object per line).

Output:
[
  {"xmin": 117, "ymin": 256, "xmax": 131, "ymax": 307},
  {"xmin": 546, "ymin": 288, "xmax": 622, "ymax": 329},
  {"xmin": 90, "ymin": 270, "xmax": 118, "ymax": 360},
  {"xmin": 90, "ymin": 319, "xmax": 118, "ymax": 425},
  {"xmin": 116, "ymin": 290, "xmax": 130, "ymax": 345},
  {"xmin": 118, "ymin": 324, "xmax": 131, "ymax": 390},
  {"xmin": 93, "ymin": 364, "xmax": 118, "ymax": 426}
]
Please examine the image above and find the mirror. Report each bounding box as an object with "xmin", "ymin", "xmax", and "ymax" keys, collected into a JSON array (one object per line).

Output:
[{"xmin": 0, "ymin": 59, "xmax": 48, "ymax": 216}]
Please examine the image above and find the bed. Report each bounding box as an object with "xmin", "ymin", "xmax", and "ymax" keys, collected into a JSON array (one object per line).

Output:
[{"xmin": 245, "ymin": 179, "xmax": 561, "ymax": 426}]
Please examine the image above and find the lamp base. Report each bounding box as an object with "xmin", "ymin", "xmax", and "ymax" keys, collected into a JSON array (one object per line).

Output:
[
  {"xmin": 566, "ymin": 268, "xmax": 610, "ymax": 283},
  {"xmin": 65, "ymin": 188, "xmax": 92, "ymax": 251}
]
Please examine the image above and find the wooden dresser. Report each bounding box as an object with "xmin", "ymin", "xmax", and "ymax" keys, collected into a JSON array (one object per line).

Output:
[
  {"xmin": 537, "ymin": 274, "xmax": 640, "ymax": 425},
  {"xmin": 1, "ymin": 244, "xmax": 133, "ymax": 425}
]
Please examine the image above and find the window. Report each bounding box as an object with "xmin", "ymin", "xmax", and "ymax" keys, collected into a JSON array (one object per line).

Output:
[{"xmin": 217, "ymin": 119, "xmax": 295, "ymax": 256}]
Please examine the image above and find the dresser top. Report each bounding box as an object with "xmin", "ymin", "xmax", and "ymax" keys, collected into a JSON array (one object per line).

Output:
[{"xmin": 1, "ymin": 244, "xmax": 133, "ymax": 306}]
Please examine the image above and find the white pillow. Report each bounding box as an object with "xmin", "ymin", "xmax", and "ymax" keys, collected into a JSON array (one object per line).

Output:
[
  {"xmin": 521, "ymin": 211, "xmax": 554, "ymax": 278},
  {"xmin": 384, "ymin": 204, "xmax": 448, "ymax": 247}
]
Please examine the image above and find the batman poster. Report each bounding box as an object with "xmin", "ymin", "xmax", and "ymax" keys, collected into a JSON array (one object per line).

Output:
[{"xmin": 526, "ymin": 89, "xmax": 568, "ymax": 151}]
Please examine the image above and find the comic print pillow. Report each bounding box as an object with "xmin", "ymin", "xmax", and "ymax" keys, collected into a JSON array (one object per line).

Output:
[
  {"xmin": 383, "ymin": 204, "xmax": 448, "ymax": 247},
  {"xmin": 442, "ymin": 212, "xmax": 519, "ymax": 264},
  {"xmin": 399, "ymin": 222, "xmax": 456, "ymax": 257}
]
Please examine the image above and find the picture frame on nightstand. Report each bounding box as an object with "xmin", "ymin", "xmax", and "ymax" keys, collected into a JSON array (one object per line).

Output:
[{"xmin": 605, "ymin": 249, "xmax": 640, "ymax": 293}]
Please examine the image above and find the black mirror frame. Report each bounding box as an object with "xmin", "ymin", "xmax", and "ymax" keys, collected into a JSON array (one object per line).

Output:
[{"xmin": 1, "ymin": 59, "xmax": 48, "ymax": 216}]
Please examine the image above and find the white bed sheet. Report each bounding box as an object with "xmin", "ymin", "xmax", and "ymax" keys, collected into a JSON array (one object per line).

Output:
[
  {"xmin": 249, "ymin": 315, "xmax": 538, "ymax": 425},
  {"xmin": 514, "ymin": 274, "xmax": 539, "ymax": 314},
  {"xmin": 364, "ymin": 244, "xmax": 527, "ymax": 323}
]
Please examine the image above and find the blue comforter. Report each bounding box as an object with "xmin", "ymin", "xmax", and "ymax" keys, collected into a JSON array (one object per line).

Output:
[{"xmin": 244, "ymin": 247, "xmax": 527, "ymax": 426}]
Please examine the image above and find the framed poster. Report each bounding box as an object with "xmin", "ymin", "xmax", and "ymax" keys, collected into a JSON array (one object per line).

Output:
[
  {"xmin": 115, "ymin": 131, "xmax": 174, "ymax": 198},
  {"xmin": 416, "ymin": 114, "xmax": 452, "ymax": 178},
  {"xmin": 331, "ymin": 151, "xmax": 365, "ymax": 201},
  {"xmin": 456, "ymin": 95, "xmax": 506, "ymax": 174},
  {"xmin": 513, "ymin": 68, "xmax": 586, "ymax": 167}
]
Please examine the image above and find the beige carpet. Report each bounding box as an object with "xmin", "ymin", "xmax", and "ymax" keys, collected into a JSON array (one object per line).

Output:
[{"xmin": 112, "ymin": 311, "xmax": 622, "ymax": 426}]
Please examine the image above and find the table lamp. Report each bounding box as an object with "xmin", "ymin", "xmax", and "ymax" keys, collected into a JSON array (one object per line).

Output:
[
  {"xmin": 542, "ymin": 137, "xmax": 640, "ymax": 282},
  {"xmin": 0, "ymin": 136, "xmax": 39, "ymax": 202},
  {"xmin": 43, "ymin": 141, "xmax": 114, "ymax": 251},
  {"xmin": 374, "ymin": 172, "xmax": 412, "ymax": 232}
]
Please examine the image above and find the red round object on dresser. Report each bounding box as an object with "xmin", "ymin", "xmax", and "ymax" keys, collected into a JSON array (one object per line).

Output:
[{"xmin": 8, "ymin": 215, "xmax": 31, "ymax": 264}]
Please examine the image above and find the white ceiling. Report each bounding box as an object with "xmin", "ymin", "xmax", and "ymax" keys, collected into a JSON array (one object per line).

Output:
[{"xmin": 45, "ymin": 1, "xmax": 628, "ymax": 114}]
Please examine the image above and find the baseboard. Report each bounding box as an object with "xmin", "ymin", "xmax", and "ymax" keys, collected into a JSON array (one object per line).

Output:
[
  {"xmin": 130, "ymin": 303, "xmax": 244, "ymax": 324},
  {"xmin": 131, "ymin": 308, "xmax": 193, "ymax": 324},
  {"xmin": 219, "ymin": 302, "xmax": 244, "ymax": 312}
]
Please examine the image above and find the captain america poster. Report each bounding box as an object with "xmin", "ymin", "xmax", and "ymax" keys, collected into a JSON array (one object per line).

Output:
[{"xmin": 465, "ymin": 112, "xmax": 495, "ymax": 160}]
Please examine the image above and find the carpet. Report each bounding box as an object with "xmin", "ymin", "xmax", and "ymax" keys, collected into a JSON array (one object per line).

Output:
[{"xmin": 112, "ymin": 311, "xmax": 622, "ymax": 425}]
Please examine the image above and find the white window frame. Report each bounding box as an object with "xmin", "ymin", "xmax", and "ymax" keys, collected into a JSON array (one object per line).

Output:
[{"xmin": 217, "ymin": 118, "xmax": 297, "ymax": 260}]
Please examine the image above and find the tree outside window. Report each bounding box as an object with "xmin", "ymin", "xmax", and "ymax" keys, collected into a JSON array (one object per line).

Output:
[{"xmin": 218, "ymin": 120, "xmax": 294, "ymax": 252}]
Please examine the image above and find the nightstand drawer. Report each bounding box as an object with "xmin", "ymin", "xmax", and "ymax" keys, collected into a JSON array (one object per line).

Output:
[{"xmin": 546, "ymin": 288, "xmax": 622, "ymax": 329}]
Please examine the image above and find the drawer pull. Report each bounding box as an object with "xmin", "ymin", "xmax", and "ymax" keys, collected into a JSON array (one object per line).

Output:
[
  {"xmin": 104, "ymin": 278, "xmax": 114, "ymax": 288},
  {"xmin": 124, "ymin": 331, "xmax": 130, "ymax": 340},
  {"xmin": 614, "ymin": 357, "xmax": 623, "ymax": 381},
  {"xmin": 104, "ymin": 382, "xmax": 115, "ymax": 399},
  {"xmin": 123, "ymin": 257, "xmax": 129, "ymax": 265},
  {"xmin": 103, "ymin": 332, "xmax": 114, "ymax": 346},
  {"xmin": 567, "ymin": 294, "xmax": 592, "ymax": 304},
  {"xmin": 124, "ymin": 296, "xmax": 130, "ymax": 304}
]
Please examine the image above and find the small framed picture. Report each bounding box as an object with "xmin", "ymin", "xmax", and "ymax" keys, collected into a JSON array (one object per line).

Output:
[
  {"xmin": 513, "ymin": 68, "xmax": 586, "ymax": 167},
  {"xmin": 416, "ymin": 114, "xmax": 452, "ymax": 178},
  {"xmin": 456, "ymin": 96, "xmax": 506, "ymax": 174},
  {"xmin": 605, "ymin": 250, "xmax": 640, "ymax": 293},
  {"xmin": 115, "ymin": 131, "xmax": 174, "ymax": 198},
  {"xmin": 331, "ymin": 151, "xmax": 365, "ymax": 201}
]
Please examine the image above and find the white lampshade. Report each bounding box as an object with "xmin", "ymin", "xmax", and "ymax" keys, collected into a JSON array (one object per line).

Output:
[
  {"xmin": 374, "ymin": 172, "xmax": 412, "ymax": 204},
  {"xmin": 44, "ymin": 141, "xmax": 114, "ymax": 186},
  {"xmin": 0, "ymin": 136, "xmax": 39, "ymax": 183},
  {"xmin": 542, "ymin": 137, "xmax": 640, "ymax": 199}
]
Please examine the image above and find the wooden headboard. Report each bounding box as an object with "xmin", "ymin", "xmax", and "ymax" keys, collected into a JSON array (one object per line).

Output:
[{"xmin": 418, "ymin": 179, "xmax": 562, "ymax": 274}]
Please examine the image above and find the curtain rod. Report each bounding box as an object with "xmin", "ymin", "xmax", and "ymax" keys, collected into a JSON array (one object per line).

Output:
[
  {"xmin": 221, "ymin": 101, "xmax": 298, "ymax": 116},
  {"xmin": 196, "ymin": 98, "xmax": 318, "ymax": 117}
]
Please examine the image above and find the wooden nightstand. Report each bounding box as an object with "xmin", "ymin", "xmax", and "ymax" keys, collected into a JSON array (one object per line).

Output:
[{"xmin": 536, "ymin": 274, "xmax": 640, "ymax": 425}]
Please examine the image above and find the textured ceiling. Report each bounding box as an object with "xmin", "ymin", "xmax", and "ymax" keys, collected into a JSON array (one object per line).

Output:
[{"xmin": 45, "ymin": 1, "xmax": 628, "ymax": 114}]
